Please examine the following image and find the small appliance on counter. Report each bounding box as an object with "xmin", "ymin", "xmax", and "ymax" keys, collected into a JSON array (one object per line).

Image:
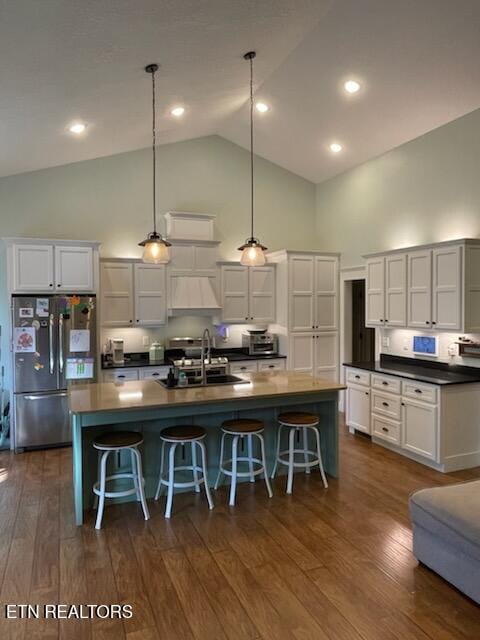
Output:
[
  {"xmin": 110, "ymin": 338, "xmax": 125, "ymax": 365},
  {"xmin": 242, "ymin": 330, "xmax": 278, "ymax": 356},
  {"xmin": 149, "ymin": 341, "xmax": 164, "ymax": 363}
]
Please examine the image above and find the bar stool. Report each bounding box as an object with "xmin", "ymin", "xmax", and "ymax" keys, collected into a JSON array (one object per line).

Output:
[
  {"xmin": 92, "ymin": 431, "xmax": 150, "ymax": 530},
  {"xmin": 215, "ymin": 418, "xmax": 273, "ymax": 506},
  {"xmin": 271, "ymin": 411, "xmax": 328, "ymax": 494},
  {"xmin": 154, "ymin": 425, "xmax": 214, "ymax": 519}
]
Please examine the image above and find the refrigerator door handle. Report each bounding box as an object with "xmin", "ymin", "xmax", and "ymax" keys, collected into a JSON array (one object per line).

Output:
[
  {"xmin": 59, "ymin": 315, "xmax": 64, "ymax": 373},
  {"xmin": 24, "ymin": 392, "xmax": 68, "ymax": 400},
  {"xmin": 49, "ymin": 313, "xmax": 55, "ymax": 374}
]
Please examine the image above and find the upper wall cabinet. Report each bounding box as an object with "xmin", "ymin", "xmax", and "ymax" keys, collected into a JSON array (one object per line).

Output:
[
  {"xmin": 5, "ymin": 239, "xmax": 99, "ymax": 293},
  {"xmin": 168, "ymin": 240, "xmax": 219, "ymax": 276},
  {"xmin": 220, "ymin": 264, "xmax": 275, "ymax": 323},
  {"xmin": 365, "ymin": 239, "xmax": 480, "ymax": 332},
  {"xmin": 101, "ymin": 260, "xmax": 166, "ymax": 327},
  {"xmin": 366, "ymin": 253, "xmax": 406, "ymax": 327}
]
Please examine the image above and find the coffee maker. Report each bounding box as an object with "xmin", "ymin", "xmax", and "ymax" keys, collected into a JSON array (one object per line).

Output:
[{"xmin": 110, "ymin": 338, "xmax": 125, "ymax": 365}]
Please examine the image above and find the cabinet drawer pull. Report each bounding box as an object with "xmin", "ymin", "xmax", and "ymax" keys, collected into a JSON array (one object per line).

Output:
[
  {"xmin": 117, "ymin": 375, "xmax": 125, "ymax": 379},
  {"xmin": 355, "ymin": 375, "xmax": 360, "ymax": 379},
  {"xmin": 268, "ymin": 365, "xmax": 274, "ymax": 369},
  {"xmin": 365, "ymin": 392, "xmax": 369, "ymax": 396},
  {"xmin": 240, "ymin": 367, "xmax": 247, "ymax": 371},
  {"xmin": 382, "ymin": 401, "xmax": 389, "ymax": 407},
  {"xmin": 381, "ymin": 381, "xmax": 388, "ymax": 386},
  {"xmin": 414, "ymin": 389, "xmax": 423, "ymax": 394},
  {"xmin": 382, "ymin": 427, "xmax": 389, "ymax": 433},
  {"xmin": 152, "ymin": 373, "xmax": 159, "ymax": 377}
]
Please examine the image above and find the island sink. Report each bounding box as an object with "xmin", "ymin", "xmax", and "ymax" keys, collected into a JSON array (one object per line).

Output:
[{"xmin": 157, "ymin": 373, "xmax": 249, "ymax": 389}]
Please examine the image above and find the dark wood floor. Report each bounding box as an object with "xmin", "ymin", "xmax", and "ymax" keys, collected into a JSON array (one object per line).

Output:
[{"xmin": 1, "ymin": 421, "xmax": 479, "ymax": 640}]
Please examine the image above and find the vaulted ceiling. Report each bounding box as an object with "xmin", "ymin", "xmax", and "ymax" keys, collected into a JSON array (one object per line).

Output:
[{"xmin": 2, "ymin": 0, "xmax": 480, "ymax": 183}]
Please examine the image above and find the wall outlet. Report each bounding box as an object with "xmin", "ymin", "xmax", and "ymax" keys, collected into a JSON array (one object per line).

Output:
[
  {"xmin": 142, "ymin": 336, "xmax": 150, "ymax": 346},
  {"xmin": 403, "ymin": 338, "xmax": 409, "ymax": 352},
  {"xmin": 381, "ymin": 336, "xmax": 390, "ymax": 348},
  {"xmin": 447, "ymin": 343, "xmax": 458, "ymax": 356}
]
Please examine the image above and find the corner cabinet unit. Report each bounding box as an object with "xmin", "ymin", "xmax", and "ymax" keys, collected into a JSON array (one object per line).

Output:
[
  {"xmin": 100, "ymin": 259, "xmax": 166, "ymax": 327},
  {"xmin": 345, "ymin": 366, "xmax": 480, "ymax": 472},
  {"xmin": 4, "ymin": 239, "xmax": 100, "ymax": 293},
  {"xmin": 364, "ymin": 238, "xmax": 480, "ymax": 331},
  {"xmin": 220, "ymin": 264, "xmax": 276, "ymax": 324},
  {"xmin": 268, "ymin": 250, "xmax": 340, "ymax": 382}
]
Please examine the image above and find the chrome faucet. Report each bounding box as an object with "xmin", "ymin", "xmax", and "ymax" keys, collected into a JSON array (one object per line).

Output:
[{"xmin": 201, "ymin": 328, "xmax": 211, "ymax": 385}]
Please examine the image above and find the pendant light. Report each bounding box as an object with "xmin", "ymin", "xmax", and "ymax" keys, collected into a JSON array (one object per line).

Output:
[
  {"xmin": 139, "ymin": 63, "xmax": 171, "ymax": 264},
  {"xmin": 238, "ymin": 51, "xmax": 267, "ymax": 266}
]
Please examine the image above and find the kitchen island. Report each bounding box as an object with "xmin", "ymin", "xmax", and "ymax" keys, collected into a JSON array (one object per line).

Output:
[{"xmin": 68, "ymin": 371, "xmax": 345, "ymax": 525}]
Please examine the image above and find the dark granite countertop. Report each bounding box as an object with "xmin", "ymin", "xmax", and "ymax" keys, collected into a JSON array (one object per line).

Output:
[
  {"xmin": 101, "ymin": 349, "xmax": 286, "ymax": 369},
  {"xmin": 343, "ymin": 355, "xmax": 480, "ymax": 386}
]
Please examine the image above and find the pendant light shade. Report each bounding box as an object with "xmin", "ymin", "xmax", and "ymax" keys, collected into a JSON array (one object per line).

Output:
[
  {"xmin": 238, "ymin": 51, "xmax": 267, "ymax": 267},
  {"xmin": 139, "ymin": 63, "xmax": 171, "ymax": 264}
]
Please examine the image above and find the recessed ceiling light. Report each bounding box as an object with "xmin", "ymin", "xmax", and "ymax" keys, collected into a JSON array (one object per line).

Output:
[
  {"xmin": 171, "ymin": 106, "xmax": 185, "ymax": 117},
  {"xmin": 255, "ymin": 102, "xmax": 269, "ymax": 113},
  {"xmin": 329, "ymin": 142, "xmax": 343, "ymax": 153},
  {"xmin": 68, "ymin": 122, "xmax": 86, "ymax": 134},
  {"xmin": 344, "ymin": 80, "xmax": 361, "ymax": 94}
]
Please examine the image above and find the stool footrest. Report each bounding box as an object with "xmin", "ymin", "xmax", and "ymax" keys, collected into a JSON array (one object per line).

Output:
[{"xmin": 220, "ymin": 457, "xmax": 266, "ymax": 478}]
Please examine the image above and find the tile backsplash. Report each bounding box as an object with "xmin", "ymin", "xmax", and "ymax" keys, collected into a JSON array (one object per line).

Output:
[
  {"xmin": 379, "ymin": 328, "xmax": 480, "ymax": 368},
  {"xmin": 101, "ymin": 318, "xmax": 273, "ymax": 354}
]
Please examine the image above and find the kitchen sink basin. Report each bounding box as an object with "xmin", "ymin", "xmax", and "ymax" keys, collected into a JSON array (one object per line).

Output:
[{"xmin": 157, "ymin": 374, "xmax": 250, "ymax": 389}]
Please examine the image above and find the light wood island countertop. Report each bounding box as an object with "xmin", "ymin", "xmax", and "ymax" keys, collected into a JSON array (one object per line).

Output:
[{"xmin": 68, "ymin": 371, "xmax": 345, "ymax": 415}]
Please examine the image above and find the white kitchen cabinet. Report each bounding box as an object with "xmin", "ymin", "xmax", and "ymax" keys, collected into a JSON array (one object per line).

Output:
[
  {"xmin": 366, "ymin": 253, "xmax": 406, "ymax": 327},
  {"xmin": 288, "ymin": 254, "xmax": 338, "ymax": 332},
  {"xmin": 134, "ymin": 263, "xmax": 166, "ymax": 326},
  {"xmin": 401, "ymin": 398, "xmax": 438, "ymax": 461},
  {"xmin": 372, "ymin": 414, "xmax": 400, "ymax": 445},
  {"xmin": 365, "ymin": 257, "xmax": 385, "ymax": 326},
  {"xmin": 288, "ymin": 331, "xmax": 338, "ymax": 380},
  {"xmin": 169, "ymin": 241, "xmax": 218, "ymax": 276},
  {"xmin": 364, "ymin": 239, "xmax": 480, "ymax": 332},
  {"xmin": 432, "ymin": 245, "xmax": 461, "ymax": 330},
  {"xmin": 249, "ymin": 267, "xmax": 276, "ymax": 323},
  {"xmin": 102, "ymin": 368, "xmax": 139, "ymax": 382},
  {"xmin": 55, "ymin": 246, "xmax": 93, "ymax": 292},
  {"xmin": 229, "ymin": 360, "xmax": 258, "ymax": 374},
  {"xmin": 407, "ymin": 249, "xmax": 432, "ymax": 328},
  {"xmin": 314, "ymin": 331, "xmax": 338, "ymax": 380},
  {"xmin": 12, "ymin": 243, "xmax": 54, "ymax": 292},
  {"xmin": 8, "ymin": 240, "xmax": 98, "ymax": 293},
  {"xmin": 257, "ymin": 358, "xmax": 286, "ymax": 372},
  {"xmin": 221, "ymin": 266, "xmax": 250, "ymax": 322},
  {"xmin": 346, "ymin": 383, "xmax": 371, "ymax": 434},
  {"xmin": 101, "ymin": 262, "xmax": 134, "ymax": 327},
  {"xmin": 289, "ymin": 255, "xmax": 315, "ymax": 331},
  {"xmin": 385, "ymin": 254, "xmax": 407, "ymax": 326},
  {"xmin": 288, "ymin": 333, "xmax": 316, "ymax": 373},
  {"xmin": 101, "ymin": 260, "xmax": 166, "ymax": 327},
  {"xmin": 139, "ymin": 366, "xmax": 170, "ymax": 380},
  {"xmin": 220, "ymin": 264, "xmax": 275, "ymax": 323}
]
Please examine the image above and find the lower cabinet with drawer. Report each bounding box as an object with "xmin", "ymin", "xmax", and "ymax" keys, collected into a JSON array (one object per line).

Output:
[
  {"xmin": 229, "ymin": 358, "xmax": 286, "ymax": 375},
  {"xmin": 345, "ymin": 365, "xmax": 480, "ymax": 472},
  {"xmin": 102, "ymin": 368, "xmax": 139, "ymax": 382},
  {"xmin": 102, "ymin": 366, "xmax": 170, "ymax": 382}
]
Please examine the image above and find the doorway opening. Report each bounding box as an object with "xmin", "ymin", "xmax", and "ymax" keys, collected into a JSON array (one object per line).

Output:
[{"xmin": 351, "ymin": 280, "xmax": 375, "ymax": 363}]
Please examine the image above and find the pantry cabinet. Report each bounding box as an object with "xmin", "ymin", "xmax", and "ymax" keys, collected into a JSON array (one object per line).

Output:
[
  {"xmin": 101, "ymin": 260, "xmax": 166, "ymax": 327},
  {"xmin": 7, "ymin": 239, "xmax": 99, "ymax": 293},
  {"xmin": 220, "ymin": 264, "xmax": 275, "ymax": 323},
  {"xmin": 365, "ymin": 239, "xmax": 478, "ymax": 331},
  {"xmin": 288, "ymin": 331, "xmax": 338, "ymax": 381}
]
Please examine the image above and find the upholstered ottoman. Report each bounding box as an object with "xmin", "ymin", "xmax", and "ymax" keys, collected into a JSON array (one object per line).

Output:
[{"xmin": 409, "ymin": 480, "xmax": 480, "ymax": 603}]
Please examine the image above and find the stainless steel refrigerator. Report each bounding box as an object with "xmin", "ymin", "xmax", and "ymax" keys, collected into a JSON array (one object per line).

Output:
[{"xmin": 13, "ymin": 295, "xmax": 97, "ymax": 449}]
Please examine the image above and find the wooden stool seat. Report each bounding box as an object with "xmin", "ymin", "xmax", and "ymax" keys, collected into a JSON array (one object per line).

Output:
[
  {"xmin": 93, "ymin": 431, "xmax": 143, "ymax": 449},
  {"xmin": 278, "ymin": 411, "xmax": 319, "ymax": 426},
  {"xmin": 222, "ymin": 418, "xmax": 264, "ymax": 434},
  {"xmin": 161, "ymin": 425, "xmax": 206, "ymax": 441}
]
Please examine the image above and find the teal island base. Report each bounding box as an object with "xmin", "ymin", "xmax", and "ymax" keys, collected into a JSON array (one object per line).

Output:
[{"xmin": 69, "ymin": 373, "xmax": 343, "ymax": 525}]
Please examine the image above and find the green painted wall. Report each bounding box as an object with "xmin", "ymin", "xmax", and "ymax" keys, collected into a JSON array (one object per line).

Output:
[
  {"xmin": 0, "ymin": 135, "xmax": 316, "ymax": 259},
  {"xmin": 315, "ymin": 107, "xmax": 480, "ymax": 267}
]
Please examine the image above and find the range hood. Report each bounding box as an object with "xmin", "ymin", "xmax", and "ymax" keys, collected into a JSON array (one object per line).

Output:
[{"xmin": 169, "ymin": 276, "xmax": 221, "ymax": 316}]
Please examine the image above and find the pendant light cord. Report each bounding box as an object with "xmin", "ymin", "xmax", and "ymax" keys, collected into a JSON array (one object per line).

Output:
[
  {"xmin": 151, "ymin": 67, "xmax": 157, "ymax": 235},
  {"xmin": 249, "ymin": 55, "xmax": 254, "ymax": 239}
]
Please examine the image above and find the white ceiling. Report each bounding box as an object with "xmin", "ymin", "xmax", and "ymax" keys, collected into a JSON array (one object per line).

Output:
[{"xmin": 2, "ymin": 0, "xmax": 480, "ymax": 183}]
